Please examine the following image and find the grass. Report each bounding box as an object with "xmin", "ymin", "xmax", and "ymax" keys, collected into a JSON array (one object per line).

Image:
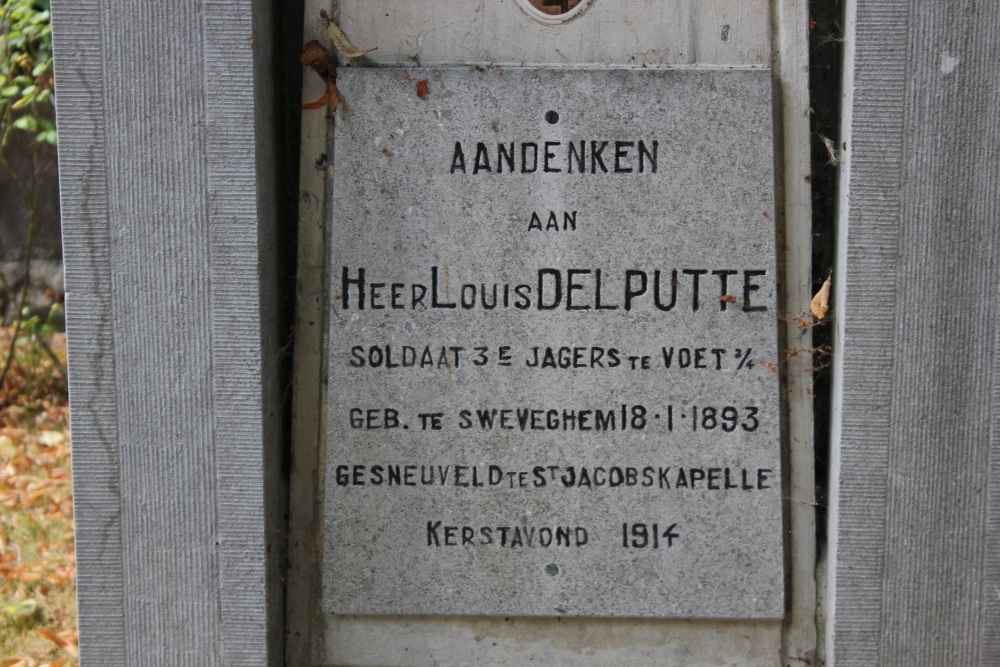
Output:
[{"xmin": 0, "ymin": 325, "xmax": 77, "ymax": 666}]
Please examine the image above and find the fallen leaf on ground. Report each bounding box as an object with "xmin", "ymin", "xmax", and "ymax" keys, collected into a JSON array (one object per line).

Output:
[
  {"xmin": 38, "ymin": 628, "xmax": 76, "ymax": 657},
  {"xmin": 36, "ymin": 432, "xmax": 63, "ymax": 447}
]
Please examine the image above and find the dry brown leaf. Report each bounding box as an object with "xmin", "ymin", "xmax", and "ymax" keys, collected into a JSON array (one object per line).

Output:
[
  {"xmin": 810, "ymin": 275, "xmax": 831, "ymax": 320},
  {"xmin": 820, "ymin": 134, "xmax": 841, "ymax": 165},
  {"xmin": 299, "ymin": 40, "xmax": 329, "ymax": 69},
  {"xmin": 300, "ymin": 40, "xmax": 340, "ymax": 115},
  {"xmin": 327, "ymin": 84, "xmax": 341, "ymax": 114},
  {"xmin": 324, "ymin": 15, "xmax": 377, "ymax": 59},
  {"xmin": 38, "ymin": 627, "xmax": 71, "ymax": 652},
  {"xmin": 416, "ymin": 79, "xmax": 429, "ymax": 99},
  {"xmin": 302, "ymin": 92, "xmax": 330, "ymax": 110},
  {"xmin": 719, "ymin": 295, "xmax": 737, "ymax": 303}
]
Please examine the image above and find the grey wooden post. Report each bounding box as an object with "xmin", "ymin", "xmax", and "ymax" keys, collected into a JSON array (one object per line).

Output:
[
  {"xmin": 828, "ymin": 0, "xmax": 1000, "ymax": 664},
  {"xmin": 51, "ymin": 1, "xmax": 286, "ymax": 664}
]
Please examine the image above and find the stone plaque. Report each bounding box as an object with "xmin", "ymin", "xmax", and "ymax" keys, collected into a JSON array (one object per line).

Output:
[{"xmin": 323, "ymin": 68, "xmax": 782, "ymax": 618}]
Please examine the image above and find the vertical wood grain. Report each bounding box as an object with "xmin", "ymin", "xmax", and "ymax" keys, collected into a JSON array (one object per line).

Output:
[
  {"xmin": 51, "ymin": 0, "xmax": 284, "ymax": 663},
  {"xmin": 829, "ymin": 0, "xmax": 1000, "ymax": 664},
  {"xmin": 50, "ymin": 1, "xmax": 126, "ymax": 662}
]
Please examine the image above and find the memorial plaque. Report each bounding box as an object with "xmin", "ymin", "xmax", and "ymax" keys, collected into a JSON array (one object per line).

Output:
[{"xmin": 323, "ymin": 68, "xmax": 782, "ymax": 618}]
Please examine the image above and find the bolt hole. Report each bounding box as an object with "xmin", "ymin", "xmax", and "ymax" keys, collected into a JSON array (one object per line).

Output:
[{"xmin": 545, "ymin": 110, "xmax": 560, "ymax": 124}]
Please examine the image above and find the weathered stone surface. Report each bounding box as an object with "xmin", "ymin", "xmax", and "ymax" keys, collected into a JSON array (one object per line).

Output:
[
  {"xmin": 323, "ymin": 68, "xmax": 781, "ymax": 618},
  {"xmin": 52, "ymin": 0, "xmax": 287, "ymax": 663}
]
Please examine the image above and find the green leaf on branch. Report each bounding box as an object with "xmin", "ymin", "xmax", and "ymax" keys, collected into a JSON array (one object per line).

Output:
[
  {"xmin": 1, "ymin": 0, "xmax": 56, "ymax": 148},
  {"xmin": 13, "ymin": 115, "xmax": 36, "ymax": 132}
]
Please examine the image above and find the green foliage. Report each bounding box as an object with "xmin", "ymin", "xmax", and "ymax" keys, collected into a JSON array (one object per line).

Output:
[
  {"xmin": 1, "ymin": 303, "xmax": 66, "ymax": 406},
  {"xmin": 0, "ymin": 0, "xmax": 54, "ymax": 147},
  {"xmin": 3, "ymin": 597, "xmax": 45, "ymax": 629},
  {"xmin": 19, "ymin": 302, "xmax": 61, "ymax": 340},
  {"xmin": 0, "ymin": 0, "xmax": 60, "ymax": 402}
]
